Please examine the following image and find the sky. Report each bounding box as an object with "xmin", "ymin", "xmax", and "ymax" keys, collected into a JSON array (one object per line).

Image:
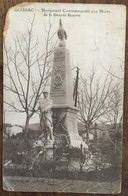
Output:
[{"xmin": 3, "ymin": 3, "xmax": 126, "ymax": 125}]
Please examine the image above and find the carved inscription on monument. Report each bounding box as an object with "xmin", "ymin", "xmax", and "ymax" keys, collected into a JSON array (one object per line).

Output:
[{"xmin": 51, "ymin": 51, "xmax": 66, "ymax": 97}]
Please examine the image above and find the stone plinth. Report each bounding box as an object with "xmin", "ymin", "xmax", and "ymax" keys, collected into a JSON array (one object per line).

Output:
[
  {"xmin": 52, "ymin": 105, "xmax": 87, "ymax": 148},
  {"xmin": 43, "ymin": 143, "xmax": 54, "ymax": 161},
  {"xmin": 50, "ymin": 47, "xmax": 73, "ymax": 106}
]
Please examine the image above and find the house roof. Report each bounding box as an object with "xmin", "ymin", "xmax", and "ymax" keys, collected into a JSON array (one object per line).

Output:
[{"xmin": 3, "ymin": 123, "xmax": 12, "ymax": 128}]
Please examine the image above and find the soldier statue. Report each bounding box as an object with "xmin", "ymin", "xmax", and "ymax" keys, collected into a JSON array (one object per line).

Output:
[{"xmin": 38, "ymin": 90, "xmax": 54, "ymax": 142}]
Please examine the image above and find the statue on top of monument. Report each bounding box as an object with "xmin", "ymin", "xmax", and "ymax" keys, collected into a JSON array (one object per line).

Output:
[{"xmin": 57, "ymin": 19, "xmax": 67, "ymax": 47}]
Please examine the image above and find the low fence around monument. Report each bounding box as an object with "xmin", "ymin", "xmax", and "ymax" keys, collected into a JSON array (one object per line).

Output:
[
  {"xmin": 3, "ymin": 144, "xmax": 116, "ymax": 180},
  {"xmin": 3, "ymin": 131, "xmax": 121, "ymax": 182}
]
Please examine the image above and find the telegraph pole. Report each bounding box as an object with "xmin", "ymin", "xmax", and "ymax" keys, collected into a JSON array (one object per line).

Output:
[{"xmin": 73, "ymin": 67, "xmax": 80, "ymax": 107}]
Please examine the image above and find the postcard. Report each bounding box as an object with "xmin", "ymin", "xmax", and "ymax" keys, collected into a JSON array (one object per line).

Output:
[{"xmin": 3, "ymin": 2, "xmax": 126, "ymax": 193}]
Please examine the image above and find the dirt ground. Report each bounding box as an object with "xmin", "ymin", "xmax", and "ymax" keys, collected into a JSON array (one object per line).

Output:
[{"xmin": 3, "ymin": 176, "xmax": 121, "ymax": 194}]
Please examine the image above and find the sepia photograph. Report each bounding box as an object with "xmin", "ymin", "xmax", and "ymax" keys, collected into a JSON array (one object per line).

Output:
[{"xmin": 3, "ymin": 3, "xmax": 126, "ymax": 193}]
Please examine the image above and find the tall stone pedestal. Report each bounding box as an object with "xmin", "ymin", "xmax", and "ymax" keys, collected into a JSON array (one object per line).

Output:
[
  {"xmin": 50, "ymin": 47, "xmax": 73, "ymax": 106},
  {"xmin": 43, "ymin": 143, "xmax": 54, "ymax": 161},
  {"xmin": 50, "ymin": 46, "xmax": 87, "ymax": 148}
]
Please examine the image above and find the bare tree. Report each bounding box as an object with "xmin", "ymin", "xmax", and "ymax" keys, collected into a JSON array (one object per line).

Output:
[
  {"xmin": 101, "ymin": 83, "xmax": 123, "ymax": 128},
  {"xmin": 4, "ymin": 15, "xmax": 57, "ymax": 146},
  {"xmin": 100, "ymin": 83, "xmax": 123, "ymax": 152},
  {"xmin": 100, "ymin": 60, "xmax": 124, "ymax": 80},
  {"xmin": 77, "ymin": 67, "xmax": 116, "ymax": 144}
]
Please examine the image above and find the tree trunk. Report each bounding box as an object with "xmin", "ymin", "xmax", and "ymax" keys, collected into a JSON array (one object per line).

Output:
[
  {"xmin": 24, "ymin": 116, "xmax": 30, "ymax": 148},
  {"xmin": 86, "ymin": 123, "xmax": 90, "ymax": 146}
]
